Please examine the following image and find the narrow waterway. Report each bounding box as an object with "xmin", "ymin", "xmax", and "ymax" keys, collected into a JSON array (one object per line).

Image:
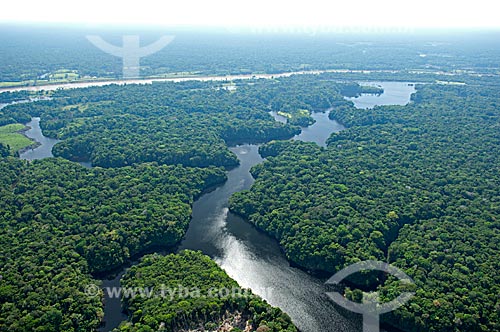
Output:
[
  {"xmin": 8, "ymin": 81, "xmax": 416, "ymax": 332},
  {"xmin": 18, "ymin": 117, "xmax": 61, "ymax": 160},
  {"xmin": 178, "ymin": 143, "xmax": 359, "ymax": 332}
]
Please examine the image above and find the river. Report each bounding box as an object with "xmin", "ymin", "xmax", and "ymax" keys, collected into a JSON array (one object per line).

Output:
[
  {"xmin": 18, "ymin": 117, "xmax": 92, "ymax": 167},
  {"xmin": 0, "ymin": 69, "xmax": 335, "ymax": 93},
  {"xmin": 11, "ymin": 81, "xmax": 415, "ymax": 332},
  {"xmin": 0, "ymin": 69, "xmax": 415, "ymax": 94}
]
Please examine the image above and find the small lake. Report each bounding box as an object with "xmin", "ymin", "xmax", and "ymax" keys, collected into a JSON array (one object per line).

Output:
[
  {"xmin": 346, "ymin": 82, "xmax": 416, "ymax": 109},
  {"xmin": 292, "ymin": 111, "xmax": 345, "ymax": 147},
  {"xmin": 269, "ymin": 111, "xmax": 345, "ymax": 147}
]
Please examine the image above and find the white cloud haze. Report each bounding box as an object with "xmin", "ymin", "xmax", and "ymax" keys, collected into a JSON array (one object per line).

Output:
[{"xmin": 1, "ymin": 0, "xmax": 499, "ymax": 29}]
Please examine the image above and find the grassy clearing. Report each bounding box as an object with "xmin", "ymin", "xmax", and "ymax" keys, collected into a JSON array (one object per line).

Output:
[
  {"xmin": 61, "ymin": 101, "xmax": 113, "ymax": 112},
  {"xmin": 277, "ymin": 111, "xmax": 293, "ymax": 119},
  {"xmin": 0, "ymin": 124, "xmax": 25, "ymax": 134},
  {"xmin": 154, "ymin": 71, "xmax": 202, "ymax": 78},
  {"xmin": 50, "ymin": 72, "xmax": 79, "ymax": 80},
  {"xmin": 0, "ymin": 124, "xmax": 32, "ymax": 151},
  {"xmin": 0, "ymin": 82, "xmax": 26, "ymax": 87}
]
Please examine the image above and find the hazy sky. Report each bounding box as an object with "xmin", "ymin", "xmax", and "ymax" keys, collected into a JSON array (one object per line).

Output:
[{"xmin": 1, "ymin": 0, "xmax": 499, "ymax": 29}]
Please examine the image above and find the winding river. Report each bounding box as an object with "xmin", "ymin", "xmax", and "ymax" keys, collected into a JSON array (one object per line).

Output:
[{"xmin": 11, "ymin": 81, "xmax": 416, "ymax": 332}]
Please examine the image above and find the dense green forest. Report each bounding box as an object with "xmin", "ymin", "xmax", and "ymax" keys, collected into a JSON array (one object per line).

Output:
[
  {"xmin": 0, "ymin": 157, "xmax": 226, "ymax": 331},
  {"xmin": 0, "ymin": 91, "xmax": 30, "ymax": 103},
  {"xmin": 0, "ymin": 143, "xmax": 10, "ymax": 157},
  {"xmin": 230, "ymin": 83, "xmax": 500, "ymax": 331},
  {"xmin": 115, "ymin": 251, "xmax": 297, "ymax": 332},
  {"xmin": 0, "ymin": 74, "xmax": 364, "ymax": 332},
  {"xmin": 2, "ymin": 67, "xmax": 500, "ymax": 332},
  {"xmin": 0, "ymin": 75, "xmax": 363, "ymax": 167}
]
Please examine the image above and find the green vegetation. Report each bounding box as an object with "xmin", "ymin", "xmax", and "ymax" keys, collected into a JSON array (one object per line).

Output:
[
  {"xmin": 2, "ymin": 31, "xmax": 500, "ymax": 331},
  {"xmin": 116, "ymin": 251, "xmax": 297, "ymax": 332},
  {"xmin": 230, "ymin": 83, "xmax": 500, "ymax": 332},
  {"xmin": 0, "ymin": 157, "xmax": 226, "ymax": 331},
  {"xmin": 358, "ymin": 85, "xmax": 384, "ymax": 95},
  {"xmin": 0, "ymin": 74, "xmax": 363, "ymax": 332},
  {"xmin": 0, "ymin": 91, "xmax": 30, "ymax": 103},
  {"xmin": 278, "ymin": 109, "xmax": 314, "ymax": 127},
  {"xmin": 0, "ymin": 123, "xmax": 25, "ymax": 133},
  {"xmin": 49, "ymin": 69, "xmax": 79, "ymax": 81},
  {"xmin": 0, "ymin": 123, "xmax": 32, "ymax": 152},
  {"xmin": 0, "ymin": 143, "xmax": 9, "ymax": 157},
  {"xmin": 338, "ymin": 82, "xmax": 384, "ymax": 97},
  {"xmin": 1, "ymin": 76, "xmax": 361, "ymax": 168}
]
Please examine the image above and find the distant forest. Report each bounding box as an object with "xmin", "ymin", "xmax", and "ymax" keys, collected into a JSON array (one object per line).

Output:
[{"xmin": 1, "ymin": 26, "xmax": 500, "ymax": 83}]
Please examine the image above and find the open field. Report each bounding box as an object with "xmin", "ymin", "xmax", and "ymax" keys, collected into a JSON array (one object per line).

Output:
[{"xmin": 0, "ymin": 123, "xmax": 33, "ymax": 152}]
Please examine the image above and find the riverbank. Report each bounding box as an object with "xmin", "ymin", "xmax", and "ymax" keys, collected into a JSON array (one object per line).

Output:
[{"xmin": 0, "ymin": 123, "xmax": 36, "ymax": 154}]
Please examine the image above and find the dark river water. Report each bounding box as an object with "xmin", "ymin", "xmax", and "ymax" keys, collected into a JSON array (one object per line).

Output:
[
  {"xmin": 179, "ymin": 143, "xmax": 361, "ymax": 332},
  {"xmin": 12, "ymin": 81, "xmax": 416, "ymax": 332}
]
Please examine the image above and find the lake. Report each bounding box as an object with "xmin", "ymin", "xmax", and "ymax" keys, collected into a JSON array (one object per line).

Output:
[{"xmin": 346, "ymin": 82, "xmax": 416, "ymax": 109}]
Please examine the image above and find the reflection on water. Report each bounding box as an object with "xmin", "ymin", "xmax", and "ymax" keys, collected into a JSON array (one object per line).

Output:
[
  {"xmin": 179, "ymin": 145, "xmax": 360, "ymax": 332},
  {"xmin": 99, "ymin": 274, "xmax": 127, "ymax": 331},
  {"xmin": 179, "ymin": 145, "xmax": 262, "ymax": 257},
  {"xmin": 184, "ymin": 82, "xmax": 415, "ymax": 331}
]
